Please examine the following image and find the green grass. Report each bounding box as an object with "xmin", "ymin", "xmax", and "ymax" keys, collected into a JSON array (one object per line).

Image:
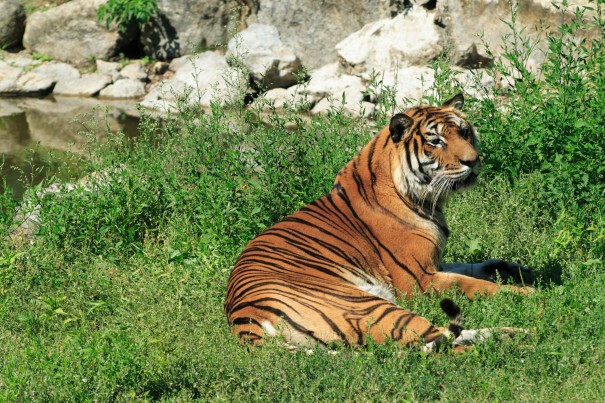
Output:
[{"xmin": 1, "ymin": 3, "xmax": 605, "ymax": 400}]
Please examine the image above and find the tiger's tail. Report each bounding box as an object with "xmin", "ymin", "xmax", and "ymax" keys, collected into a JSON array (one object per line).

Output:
[
  {"xmin": 439, "ymin": 298, "xmax": 464, "ymax": 338},
  {"xmin": 436, "ymin": 298, "xmax": 529, "ymax": 352},
  {"xmin": 422, "ymin": 298, "xmax": 465, "ymax": 354}
]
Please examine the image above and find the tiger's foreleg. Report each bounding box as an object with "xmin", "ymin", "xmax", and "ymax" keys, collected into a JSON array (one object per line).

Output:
[
  {"xmin": 423, "ymin": 272, "xmax": 533, "ymax": 300},
  {"xmin": 439, "ymin": 259, "xmax": 533, "ymax": 285}
]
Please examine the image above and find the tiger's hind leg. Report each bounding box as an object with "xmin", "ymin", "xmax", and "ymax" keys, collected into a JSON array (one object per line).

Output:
[{"xmin": 227, "ymin": 284, "xmax": 460, "ymax": 351}]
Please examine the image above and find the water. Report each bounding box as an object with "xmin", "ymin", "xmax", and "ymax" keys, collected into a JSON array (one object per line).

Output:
[{"xmin": 0, "ymin": 96, "xmax": 140, "ymax": 201}]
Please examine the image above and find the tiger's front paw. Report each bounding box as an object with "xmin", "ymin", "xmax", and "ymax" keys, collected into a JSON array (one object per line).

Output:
[{"xmin": 471, "ymin": 259, "xmax": 533, "ymax": 285}]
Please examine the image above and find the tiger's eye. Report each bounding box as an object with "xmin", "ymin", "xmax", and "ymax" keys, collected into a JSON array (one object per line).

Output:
[{"xmin": 459, "ymin": 126, "xmax": 470, "ymax": 139}]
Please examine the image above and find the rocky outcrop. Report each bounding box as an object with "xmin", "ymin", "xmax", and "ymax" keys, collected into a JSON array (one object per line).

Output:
[
  {"xmin": 252, "ymin": 0, "xmax": 392, "ymax": 69},
  {"xmin": 226, "ymin": 24, "xmax": 302, "ymax": 90},
  {"xmin": 336, "ymin": 8, "xmax": 442, "ymax": 75},
  {"xmin": 23, "ymin": 0, "xmax": 134, "ymax": 64},
  {"xmin": 0, "ymin": 0, "xmax": 26, "ymax": 48},
  {"xmin": 140, "ymin": 0, "xmax": 245, "ymax": 60}
]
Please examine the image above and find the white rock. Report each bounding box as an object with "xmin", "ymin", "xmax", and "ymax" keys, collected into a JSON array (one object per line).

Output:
[
  {"xmin": 32, "ymin": 62, "xmax": 81, "ymax": 83},
  {"xmin": 370, "ymin": 66, "xmax": 436, "ymax": 105},
  {"xmin": 0, "ymin": 61, "xmax": 23, "ymax": 94},
  {"xmin": 53, "ymin": 73, "xmax": 112, "ymax": 96},
  {"xmin": 96, "ymin": 60, "xmax": 120, "ymax": 81},
  {"xmin": 336, "ymin": 8, "xmax": 442, "ymax": 75},
  {"xmin": 120, "ymin": 62, "xmax": 147, "ymax": 81},
  {"xmin": 307, "ymin": 63, "xmax": 367, "ymax": 102},
  {"xmin": 99, "ymin": 78, "xmax": 146, "ymax": 98},
  {"xmin": 152, "ymin": 61, "xmax": 169, "ymax": 75},
  {"xmin": 439, "ymin": 0, "xmax": 599, "ymax": 68},
  {"xmin": 15, "ymin": 72, "xmax": 55, "ymax": 94},
  {"xmin": 0, "ymin": 60, "xmax": 54, "ymax": 95},
  {"xmin": 141, "ymin": 51, "xmax": 249, "ymax": 112},
  {"xmin": 227, "ymin": 23, "xmax": 302, "ymax": 90},
  {"xmin": 254, "ymin": 0, "xmax": 392, "ymax": 68}
]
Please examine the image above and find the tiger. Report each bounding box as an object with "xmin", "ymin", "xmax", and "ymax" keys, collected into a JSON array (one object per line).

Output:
[{"xmin": 225, "ymin": 94, "xmax": 532, "ymax": 352}]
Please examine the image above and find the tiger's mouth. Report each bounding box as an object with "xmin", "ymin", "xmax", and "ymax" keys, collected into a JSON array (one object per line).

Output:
[{"xmin": 452, "ymin": 171, "xmax": 478, "ymax": 191}]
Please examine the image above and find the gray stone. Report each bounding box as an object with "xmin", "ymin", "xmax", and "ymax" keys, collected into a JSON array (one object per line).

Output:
[
  {"xmin": 253, "ymin": 0, "xmax": 392, "ymax": 69},
  {"xmin": 0, "ymin": 61, "xmax": 55, "ymax": 96},
  {"xmin": 0, "ymin": 61, "xmax": 23, "ymax": 94},
  {"xmin": 99, "ymin": 78, "xmax": 146, "ymax": 98},
  {"xmin": 140, "ymin": 0, "xmax": 244, "ymax": 60},
  {"xmin": 336, "ymin": 8, "xmax": 443, "ymax": 76},
  {"xmin": 53, "ymin": 73, "xmax": 112, "ymax": 96},
  {"xmin": 119, "ymin": 62, "xmax": 148, "ymax": 81},
  {"xmin": 0, "ymin": 99, "xmax": 23, "ymax": 117},
  {"xmin": 96, "ymin": 60, "xmax": 121, "ymax": 81},
  {"xmin": 15, "ymin": 72, "xmax": 55, "ymax": 95},
  {"xmin": 2, "ymin": 53, "xmax": 42, "ymax": 69},
  {"xmin": 306, "ymin": 63, "xmax": 367, "ymax": 103},
  {"xmin": 23, "ymin": 0, "xmax": 135, "ymax": 64},
  {"xmin": 0, "ymin": 0, "xmax": 25, "ymax": 48},
  {"xmin": 32, "ymin": 62, "xmax": 81, "ymax": 83},
  {"xmin": 227, "ymin": 24, "xmax": 302, "ymax": 90}
]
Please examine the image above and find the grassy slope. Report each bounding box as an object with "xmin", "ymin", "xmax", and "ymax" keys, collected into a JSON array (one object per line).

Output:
[{"xmin": 0, "ymin": 102, "xmax": 603, "ymax": 401}]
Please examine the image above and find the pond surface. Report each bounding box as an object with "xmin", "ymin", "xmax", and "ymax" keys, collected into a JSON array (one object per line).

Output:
[{"xmin": 0, "ymin": 96, "xmax": 140, "ymax": 201}]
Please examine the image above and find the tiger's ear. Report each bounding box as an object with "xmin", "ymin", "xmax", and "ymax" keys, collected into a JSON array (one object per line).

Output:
[
  {"xmin": 442, "ymin": 93, "xmax": 465, "ymax": 110},
  {"xmin": 389, "ymin": 113, "xmax": 414, "ymax": 143}
]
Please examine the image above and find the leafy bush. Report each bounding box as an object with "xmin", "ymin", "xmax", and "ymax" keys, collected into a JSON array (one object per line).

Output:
[
  {"xmin": 98, "ymin": 0, "xmax": 158, "ymax": 32},
  {"xmin": 476, "ymin": 3, "xmax": 605, "ymax": 215}
]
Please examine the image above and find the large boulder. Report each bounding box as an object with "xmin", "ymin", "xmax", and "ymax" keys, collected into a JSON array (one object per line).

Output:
[
  {"xmin": 140, "ymin": 0, "xmax": 245, "ymax": 60},
  {"xmin": 23, "ymin": 0, "xmax": 135, "ymax": 64},
  {"xmin": 252, "ymin": 0, "xmax": 392, "ymax": 69},
  {"xmin": 336, "ymin": 7, "xmax": 443, "ymax": 76},
  {"xmin": 305, "ymin": 62, "xmax": 373, "ymax": 118},
  {"xmin": 0, "ymin": 0, "xmax": 26, "ymax": 48},
  {"xmin": 140, "ymin": 51, "xmax": 249, "ymax": 113},
  {"xmin": 227, "ymin": 24, "xmax": 302, "ymax": 90}
]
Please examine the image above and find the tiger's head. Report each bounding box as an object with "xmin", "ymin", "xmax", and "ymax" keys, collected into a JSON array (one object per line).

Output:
[{"xmin": 388, "ymin": 94, "xmax": 480, "ymax": 208}]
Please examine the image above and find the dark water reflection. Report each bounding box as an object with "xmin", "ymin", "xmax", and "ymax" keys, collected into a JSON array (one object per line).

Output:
[{"xmin": 0, "ymin": 96, "xmax": 140, "ymax": 201}]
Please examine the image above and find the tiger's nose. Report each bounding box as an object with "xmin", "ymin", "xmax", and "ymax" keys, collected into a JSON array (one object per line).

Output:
[
  {"xmin": 460, "ymin": 157, "xmax": 478, "ymax": 167},
  {"xmin": 460, "ymin": 151, "xmax": 480, "ymax": 169}
]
